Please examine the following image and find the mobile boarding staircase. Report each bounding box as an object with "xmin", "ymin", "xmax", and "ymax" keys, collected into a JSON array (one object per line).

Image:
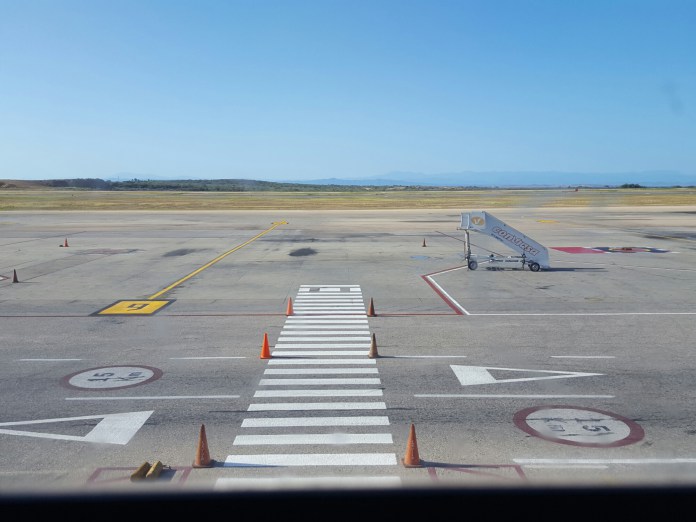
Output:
[{"xmin": 458, "ymin": 211, "xmax": 550, "ymax": 272}]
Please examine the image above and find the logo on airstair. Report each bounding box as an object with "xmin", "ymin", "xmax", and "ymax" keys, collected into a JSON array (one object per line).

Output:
[
  {"xmin": 492, "ymin": 226, "xmax": 540, "ymax": 256},
  {"xmin": 471, "ymin": 216, "xmax": 485, "ymax": 226}
]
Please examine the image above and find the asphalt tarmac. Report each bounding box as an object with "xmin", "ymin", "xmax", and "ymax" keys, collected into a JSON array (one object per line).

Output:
[{"xmin": 2, "ymin": 206, "xmax": 696, "ymax": 494}]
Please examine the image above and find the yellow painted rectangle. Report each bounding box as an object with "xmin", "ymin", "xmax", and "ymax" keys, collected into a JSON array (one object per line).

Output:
[{"xmin": 96, "ymin": 300, "xmax": 172, "ymax": 315}]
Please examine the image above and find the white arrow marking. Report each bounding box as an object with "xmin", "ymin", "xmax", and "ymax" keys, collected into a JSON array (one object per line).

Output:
[
  {"xmin": 451, "ymin": 365, "xmax": 603, "ymax": 385},
  {"xmin": 0, "ymin": 411, "xmax": 153, "ymax": 444}
]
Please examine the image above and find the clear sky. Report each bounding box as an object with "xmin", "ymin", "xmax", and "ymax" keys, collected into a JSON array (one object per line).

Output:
[{"xmin": 1, "ymin": 0, "xmax": 694, "ymax": 182}]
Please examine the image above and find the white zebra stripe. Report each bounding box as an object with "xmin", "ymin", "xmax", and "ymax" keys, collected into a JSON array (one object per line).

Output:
[
  {"xmin": 224, "ymin": 453, "xmax": 397, "ymax": 466},
  {"xmin": 254, "ymin": 389, "xmax": 383, "ymax": 397},
  {"xmin": 241, "ymin": 416, "xmax": 389, "ymax": 427},
  {"xmin": 232, "ymin": 433, "xmax": 393, "ymax": 445},
  {"xmin": 259, "ymin": 378, "xmax": 381, "ymax": 385},
  {"xmin": 247, "ymin": 402, "xmax": 386, "ymax": 411}
]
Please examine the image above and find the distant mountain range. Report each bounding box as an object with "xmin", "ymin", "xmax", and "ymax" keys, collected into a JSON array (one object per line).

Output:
[
  {"xmin": 276, "ymin": 171, "xmax": 696, "ymax": 188},
  {"xmin": 106, "ymin": 170, "xmax": 696, "ymax": 188}
]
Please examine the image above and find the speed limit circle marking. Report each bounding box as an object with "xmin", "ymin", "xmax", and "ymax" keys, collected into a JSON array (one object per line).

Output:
[
  {"xmin": 514, "ymin": 405, "xmax": 645, "ymax": 448},
  {"xmin": 61, "ymin": 366, "xmax": 163, "ymax": 391}
]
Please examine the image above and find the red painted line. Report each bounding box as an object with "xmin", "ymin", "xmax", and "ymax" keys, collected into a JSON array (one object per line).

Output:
[
  {"xmin": 0, "ymin": 315, "xmax": 89, "ymax": 318},
  {"xmin": 6, "ymin": 309, "xmax": 461, "ymax": 320},
  {"xmin": 427, "ymin": 465, "xmax": 528, "ymax": 482},
  {"xmin": 162, "ymin": 314, "xmax": 285, "ymax": 317},
  {"xmin": 420, "ymin": 266, "xmax": 467, "ymax": 315},
  {"xmin": 552, "ymin": 247, "xmax": 605, "ymax": 254},
  {"xmin": 86, "ymin": 466, "xmax": 193, "ymax": 485},
  {"xmin": 376, "ymin": 313, "xmax": 459, "ymax": 316},
  {"xmin": 86, "ymin": 467, "xmax": 134, "ymax": 485}
]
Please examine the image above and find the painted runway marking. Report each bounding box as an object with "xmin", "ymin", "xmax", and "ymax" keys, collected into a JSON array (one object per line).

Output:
[
  {"xmin": 392, "ymin": 355, "xmax": 468, "ymax": 358},
  {"xmin": 223, "ymin": 283, "xmax": 397, "ymax": 483},
  {"xmin": 279, "ymin": 331, "xmax": 371, "ymax": 336},
  {"xmin": 66, "ymin": 395, "xmax": 240, "ymax": 400},
  {"xmin": 299, "ymin": 285, "xmax": 361, "ymax": 289},
  {"xmin": 259, "ymin": 378, "xmax": 382, "ymax": 385},
  {"xmin": 277, "ymin": 337, "xmax": 372, "ymax": 342},
  {"xmin": 471, "ymin": 312, "xmax": 696, "ymax": 316},
  {"xmin": 274, "ymin": 343, "xmax": 371, "ymax": 348},
  {"xmin": 271, "ymin": 351, "xmax": 369, "ymax": 356},
  {"xmin": 94, "ymin": 300, "xmax": 173, "ymax": 316},
  {"xmin": 515, "ymin": 458, "xmax": 696, "ymax": 465},
  {"xmin": 415, "ymin": 394, "xmax": 614, "ymax": 398},
  {"xmin": 18, "ymin": 358, "xmax": 84, "ymax": 361},
  {"xmin": 254, "ymin": 389, "xmax": 383, "ymax": 397},
  {"xmin": 224, "ymin": 453, "xmax": 397, "ymax": 467},
  {"xmin": 0, "ymin": 411, "xmax": 153, "ymax": 444},
  {"xmin": 149, "ymin": 222, "xmax": 287, "ymax": 299},
  {"xmin": 241, "ymin": 416, "xmax": 390, "ymax": 427},
  {"xmin": 93, "ymin": 223, "xmax": 287, "ymax": 315},
  {"xmin": 283, "ymin": 324, "xmax": 368, "ymax": 328},
  {"xmin": 267, "ymin": 358, "xmax": 376, "ymax": 365},
  {"xmin": 514, "ymin": 405, "xmax": 645, "ymax": 447},
  {"xmin": 524, "ymin": 464, "xmax": 609, "ymax": 469},
  {"xmin": 295, "ymin": 299, "xmax": 365, "ymax": 304},
  {"xmin": 247, "ymin": 402, "xmax": 387, "ymax": 411},
  {"xmin": 296, "ymin": 297, "xmax": 365, "ymax": 300},
  {"xmin": 451, "ymin": 365, "xmax": 603, "ymax": 385},
  {"xmin": 294, "ymin": 311, "xmax": 368, "ymax": 315},
  {"xmin": 285, "ymin": 315, "xmax": 368, "ymax": 319},
  {"xmin": 294, "ymin": 303, "xmax": 366, "ymax": 306},
  {"xmin": 171, "ymin": 356, "xmax": 247, "ymax": 360},
  {"xmin": 294, "ymin": 298, "xmax": 365, "ymax": 302},
  {"xmin": 233, "ymin": 433, "xmax": 393, "ymax": 445},
  {"xmin": 421, "ymin": 267, "xmax": 469, "ymax": 315},
  {"xmin": 215, "ymin": 476, "xmax": 401, "ymax": 489},
  {"xmin": 423, "ymin": 262, "xmax": 696, "ymax": 316},
  {"xmin": 61, "ymin": 365, "xmax": 163, "ymax": 390},
  {"xmin": 264, "ymin": 368, "xmax": 378, "ymax": 374},
  {"xmin": 551, "ymin": 355, "xmax": 616, "ymax": 359},
  {"xmin": 286, "ymin": 315, "xmax": 367, "ymax": 319}
]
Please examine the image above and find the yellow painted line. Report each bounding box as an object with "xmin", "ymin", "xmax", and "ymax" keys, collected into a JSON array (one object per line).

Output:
[
  {"xmin": 96, "ymin": 300, "xmax": 172, "ymax": 316},
  {"xmin": 147, "ymin": 221, "xmax": 287, "ymax": 300}
]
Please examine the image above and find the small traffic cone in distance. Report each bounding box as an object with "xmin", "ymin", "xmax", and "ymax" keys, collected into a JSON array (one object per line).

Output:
[
  {"xmin": 193, "ymin": 424, "xmax": 214, "ymax": 468},
  {"xmin": 286, "ymin": 297, "xmax": 293, "ymax": 316},
  {"xmin": 12, "ymin": 269, "xmax": 18, "ymax": 283},
  {"xmin": 422, "ymin": 238, "xmax": 427, "ymax": 247},
  {"xmin": 367, "ymin": 298, "xmax": 375, "ymax": 317},
  {"xmin": 64, "ymin": 238, "xmax": 69, "ymax": 247},
  {"xmin": 368, "ymin": 333, "xmax": 379, "ymax": 359},
  {"xmin": 402, "ymin": 423, "xmax": 423, "ymax": 468},
  {"xmin": 260, "ymin": 332, "xmax": 272, "ymax": 359}
]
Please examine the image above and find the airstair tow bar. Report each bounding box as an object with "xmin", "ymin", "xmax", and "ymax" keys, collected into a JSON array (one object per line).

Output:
[{"xmin": 458, "ymin": 211, "xmax": 550, "ymax": 272}]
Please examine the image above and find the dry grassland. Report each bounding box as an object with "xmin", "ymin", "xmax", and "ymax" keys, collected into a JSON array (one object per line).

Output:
[{"xmin": 2, "ymin": 188, "xmax": 696, "ymax": 211}]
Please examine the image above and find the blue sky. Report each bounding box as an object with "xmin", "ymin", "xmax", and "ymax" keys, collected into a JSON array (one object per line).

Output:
[{"xmin": 1, "ymin": 0, "xmax": 694, "ymax": 182}]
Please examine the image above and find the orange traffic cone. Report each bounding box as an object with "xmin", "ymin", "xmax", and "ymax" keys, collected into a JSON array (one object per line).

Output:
[
  {"xmin": 286, "ymin": 297, "xmax": 293, "ymax": 316},
  {"xmin": 367, "ymin": 298, "xmax": 375, "ymax": 317},
  {"xmin": 368, "ymin": 333, "xmax": 379, "ymax": 359},
  {"xmin": 260, "ymin": 332, "xmax": 272, "ymax": 359},
  {"xmin": 12, "ymin": 269, "xmax": 18, "ymax": 283},
  {"xmin": 402, "ymin": 423, "xmax": 422, "ymax": 468},
  {"xmin": 64, "ymin": 238, "xmax": 69, "ymax": 247},
  {"xmin": 193, "ymin": 424, "xmax": 214, "ymax": 468}
]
